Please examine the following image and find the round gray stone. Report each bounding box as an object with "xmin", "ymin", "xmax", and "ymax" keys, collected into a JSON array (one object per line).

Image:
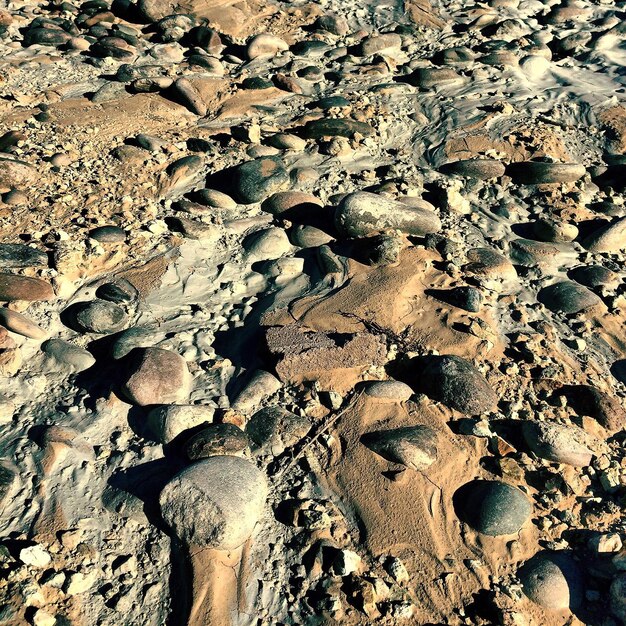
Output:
[
  {"xmin": 538, "ymin": 280, "xmax": 602, "ymax": 314},
  {"xmin": 71, "ymin": 299, "xmax": 128, "ymax": 334},
  {"xmin": 361, "ymin": 425, "xmax": 438, "ymax": 470},
  {"xmin": 522, "ymin": 421, "xmax": 595, "ymax": 466}
]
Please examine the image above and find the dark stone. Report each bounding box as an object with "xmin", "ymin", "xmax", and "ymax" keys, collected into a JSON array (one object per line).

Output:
[
  {"xmin": 24, "ymin": 27, "xmax": 71, "ymax": 46},
  {"xmin": 505, "ymin": 161, "xmax": 586, "ymax": 184},
  {"xmin": 438, "ymin": 158, "xmax": 505, "ymax": 180},
  {"xmin": 291, "ymin": 40, "xmax": 329, "ymax": 56},
  {"xmin": 538, "ymin": 280, "xmax": 602, "ymax": 314},
  {"xmin": 309, "ymin": 96, "xmax": 350, "ymax": 110},
  {"xmin": 241, "ymin": 77, "xmax": 274, "ymax": 90},
  {"xmin": 568, "ymin": 265, "xmax": 619, "ymax": 289},
  {"xmin": 231, "ymin": 157, "xmax": 289, "ymax": 204},
  {"xmin": 454, "ymin": 480, "xmax": 531, "ymax": 536},
  {"xmin": 70, "ymin": 299, "xmax": 128, "ymax": 334},
  {"xmin": 0, "ymin": 464, "xmax": 16, "ymax": 507},
  {"xmin": 298, "ymin": 118, "xmax": 374, "ymax": 139},
  {"xmin": 95, "ymin": 279, "xmax": 138, "ymax": 304},
  {"xmin": 89, "ymin": 225, "xmax": 126, "ymax": 243},
  {"xmin": 419, "ymin": 355, "xmax": 497, "ymax": 415},
  {"xmin": 245, "ymin": 406, "xmax": 311, "ymax": 455},
  {"xmin": 557, "ymin": 384, "xmax": 626, "ymax": 433},
  {"xmin": 0, "ymin": 244, "xmax": 48, "ymax": 268},
  {"xmin": 432, "ymin": 286, "xmax": 483, "ymax": 312},
  {"xmin": 185, "ymin": 423, "xmax": 249, "ymax": 460},
  {"xmin": 361, "ymin": 425, "xmax": 438, "ymax": 470},
  {"xmin": 404, "ymin": 67, "xmax": 461, "ymax": 88}
]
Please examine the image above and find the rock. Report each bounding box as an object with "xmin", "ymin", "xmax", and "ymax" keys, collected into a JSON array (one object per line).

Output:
[
  {"xmin": 231, "ymin": 370, "xmax": 282, "ymax": 413},
  {"xmin": 196, "ymin": 188, "xmax": 237, "ymax": 210},
  {"xmin": 518, "ymin": 551, "xmax": 583, "ymax": 610},
  {"xmin": 243, "ymin": 227, "xmax": 292, "ymax": 260},
  {"xmin": 70, "ymin": 299, "xmax": 128, "ymax": 334},
  {"xmin": 111, "ymin": 327, "xmax": 159, "ymax": 360},
  {"xmin": 0, "ymin": 308, "xmax": 46, "ymax": 339},
  {"xmin": 315, "ymin": 13, "xmax": 349, "ymax": 35},
  {"xmin": 33, "ymin": 609, "xmax": 56, "ymax": 626},
  {"xmin": 360, "ymin": 33, "xmax": 402, "ymax": 56},
  {"xmin": 582, "ymin": 217, "xmax": 626, "ymax": 253},
  {"xmin": 65, "ymin": 571, "xmax": 97, "ymax": 595},
  {"xmin": 172, "ymin": 77, "xmax": 207, "ymax": 116},
  {"xmin": 361, "ymin": 425, "xmax": 438, "ymax": 470},
  {"xmin": 509, "ymin": 238, "xmax": 566, "ymax": 267},
  {"xmin": 42, "ymin": 339, "xmax": 95, "ymax": 371},
  {"xmin": 538, "ymin": 281, "xmax": 602, "ymax": 314},
  {"xmin": 19, "ymin": 544, "xmax": 51, "ymax": 567},
  {"xmin": 439, "ymin": 159, "xmax": 505, "ymax": 180},
  {"xmin": 335, "ymin": 191, "xmax": 441, "ymax": 238},
  {"xmin": 569, "ymin": 265, "xmax": 619, "ymax": 289},
  {"xmin": 231, "ymin": 157, "xmax": 289, "ymax": 204},
  {"xmin": 0, "ymin": 463, "xmax": 16, "ymax": 506},
  {"xmin": 146, "ymin": 404, "xmax": 214, "ymax": 444},
  {"xmin": 333, "ymin": 549, "xmax": 362, "ymax": 576},
  {"xmin": 159, "ymin": 456, "xmax": 268, "ymax": 549},
  {"xmin": 267, "ymin": 133, "xmax": 307, "ymax": 151},
  {"xmin": 245, "ymin": 406, "xmax": 311, "ymax": 455},
  {"xmin": 420, "ymin": 355, "xmax": 497, "ymax": 415},
  {"xmin": 95, "ymin": 279, "xmax": 138, "ymax": 304},
  {"xmin": 0, "ymin": 244, "xmax": 48, "ymax": 268},
  {"xmin": 290, "ymin": 225, "xmax": 334, "ymax": 248},
  {"xmin": 363, "ymin": 380, "xmax": 413, "ymax": 401},
  {"xmin": 435, "ymin": 286, "xmax": 483, "ymax": 312},
  {"xmin": 262, "ymin": 191, "xmax": 323, "ymax": 218},
  {"xmin": 465, "ymin": 247, "xmax": 517, "ymax": 279},
  {"xmin": 455, "ymin": 480, "xmax": 531, "ymax": 536},
  {"xmin": 521, "ymin": 421, "xmax": 596, "ymax": 466},
  {"xmin": 122, "ymin": 347, "xmax": 190, "ymax": 406},
  {"xmin": 505, "ymin": 161, "xmax": 586, "ymax": 184},
  {"xmin": 406, "ymin": 66, "xmax": 462, "ymax": 88},
  {"xmin": 89, "ymin": 225, "xmax": 126, "ymax": 243},
  {"xmin": 186, "ymin": 423, "xmax": 249, "ymax": 459},
  {"xmin": 247, "ymin": 34, "xmax": 288, "ymax": 59},
  {"xmin": 0, "ymin": 274, "xmax": 53, "ymax": 302},
  {"xmin": 557, "ymin": 385, "xmax": 626, "ymax": 433},
  {"xmin": 311, "ymin": 95, "xmax": 350, "ymax": 110},
  {"xmin": 589, "ymin": 533, "xmax": 622, "ymax": 553},
  {"xmin": 533, "ymin": 219, "xmax": 579, "ymax": 243},
  {"xmin": 298, "ymin": 118, "xmax": 374, "ymax": 139},
  {"xmin": 611, "ymin": 573, "xmax": 626, "ymax": 623},
  {"xmin": 0, "ymin": 157, "xmax": 36, "ymax": 189}
]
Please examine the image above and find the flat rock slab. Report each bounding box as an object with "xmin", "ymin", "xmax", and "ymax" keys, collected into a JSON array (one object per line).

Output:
[
  {"xmin": 361, "ymin": 425, "xmax": 438, "ymax": 470},
  {"xmin": 159, "ymin": 455, "xmax": 268, "ymax": 549},
  {"xmin": 0, "ymin": 274, "xmax": 54, "ymax": 302},
  {"xmin": 538, "ymin": 280, "xmax": 602, "ymax": 314}
]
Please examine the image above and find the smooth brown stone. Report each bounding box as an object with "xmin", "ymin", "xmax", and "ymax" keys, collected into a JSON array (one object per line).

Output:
[{"xmin": 0, "ymin": 274, "xmax": 53, "ymax": 302}]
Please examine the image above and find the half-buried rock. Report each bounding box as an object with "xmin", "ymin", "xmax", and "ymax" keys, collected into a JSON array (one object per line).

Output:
[
  {"xmin": 505, "ymin": 161, "xmax": 586, "ymax": 184},
  {"xmin": 0, "ymin": 274, "xmax": 53, "ymax": 302},
  {"xmin": 159, "ymin": 456, "xmax": 268, "ymax": 549},
  {"xmin": 122, "ymin": 347, "xmax": 190, "ymax": 406},
  {"xmin": 521, "ymin": 421, "xmax": 596, "ymax": 466},
  {"xmin": 438, "ymin": 158, "xmax": 505, "ymax": 180},
  {"xmin": 231, "ymin": 157, "xmax": 289, "ymax": 204},
  {"xmin": 335, "ymin": 192, "xmax": 441, "ymax": 238},
  {"xmin": 186, "ymin": 423, "xmax": 250, "ymax": 460},
  {"xmin": 419, "ymin": 355, "xmax": 497, "ymax": 415},
  {"xmin": 538, "ymin": 280, "xmax": 602, "ymax": 314},
  {"xmin": 146, "ymin": 404, "xmax": 214, "ymax": 444},
  {"xmin": 361, "ymin": 426, "xmax": 438, "ymax": 470},
  {"xmin": 518, "ymin": 551, "xmax": 583, "ymax": 610},
  {"xmin": 246, "ymin": 406, "xmax": 310, "ymax": 456},
  {"xmin": 70, "ymin": 299, "xmax": 128, "ymax": 334},
  {"xmin": 454, "ymin": 480, "xmax": 531, "ymax": 536}
]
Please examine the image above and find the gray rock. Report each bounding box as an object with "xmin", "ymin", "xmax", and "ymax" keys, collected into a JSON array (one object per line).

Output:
[
  {"xmin": 538, "ymin": 281, "xmax": 602, "ymax": 314},
  {"xmin": 610, "ymin": 573, "xmax": 626, "ymax": 623},
  {"xmin": 438, "ymin": 286, "xmax": 483, "ymax": 312},
  {"xmin": 522, "ymin": 421, "xmax": 595, "ymax": 466},
  {"xmin": 582, "ymin": 217, "xmax": 626, "ymax": 253},
  {"xmin": 335, "ymin": 192, "xmax": 441, "ymax": 238},
  {"xmin": 420, "ymin": 355, "xmax": 497, "ymax": 415},
  {"xmin": 439, "ymin": 159, "xmax": 505, "ymax": 180},
  {"xmin": 0, "ymin": 308, "xmax": 46, "ymax": 339},
  {"xmin": 231, "ymin": 157, "xmax": 289, "ymax": 204},
  {"xmin": 506, "ymin": 161, "xmax": 586, "ymax": 184},
  {"xmin": 146, "ymin": 404, "xmax": 214, "ymax": 444},
  {"xmin": 89, "ymin": 225, "xmax": 126, "ymax": 243},
  {"xmin": 299, "ymin": 118, "xmax": 374, "ymax": 140},
  {"xmin": 455, "ymin": 480, "xmax": 531, "ymax": 536},
  {"xmin": 532, "ymin": 219, "xmax": 578, "ymax": 243},
  {"xmin": 406, "ymin": 67, "xmax": 462, "ymax": 88},
  {"xmin": 363, "ymin": 380, "xmax": 413, "ymax": 401},
  {"xmin": 247, "ymin": 33, "xmax": 288, "ymax": 59},
  {"xmin": 0, "ymin": 244, "xmax": 48, "ymax": 268},
  {"xmin": 186, "ymin": 423, "xmax": 250, "ymax": 460},
  {"xmin": 360, "ymin": 33, "xmax": 402, "ymax": 56},
  {"xmin": 122, "ymin": 347, "xmax": 190, "ymax": 406},
  {"xmin": 111, "ymin": 327, "xmax": 159, "ymax": 359},
  {"xmin": 231, "ymin": 370, "xmax": 282, "ymax": 413},
  {"xmin": 465, "ymin": 247, "xmax": 516, "ymax": 279},
  {"xmin": 246, "ymin": 406, "xmax": 310, "ymax": 455},
  {"xmin": 289, "ymin": 225, "xmax": 334, "ymax": 248},
  {"xmin": 42, "ymin": 339, "xmax": 95, "ymax": 371},
  {"xmin": 159, "ymin": 456, "xmax": 268, "ymax": 549},
  {"xmin": 361, "ymin": 425, "xmax": 438, "ymax": 470},
  {"xmin": 569, "ymin": 265, "xmax": 619, "ymax": 289},
  {"xmin": 0, "ymin": 462, "xmax": 16, "ymax": 507},
  {"xmin": 518, "ymin": 551, "xmax": 583, "ymax": 610},
  {"xmin": 95, "ymin": 279, "xmax": 138, "ymax": 304},
  {"xmin": 509, "ymin": 238, "xmax": 566, "ymax": 267},
  {"xmin": 71, "ymin": 299, "xmax": 128, "ymax": 334}
]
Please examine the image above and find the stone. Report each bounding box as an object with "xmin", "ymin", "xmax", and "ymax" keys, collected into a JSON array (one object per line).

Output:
[
  {"xmin": 333, "ymin": 549, "xmax": 362, "ymax": 576},
  {"xmin": 70, "ymin": 299, "xmax": 127, "ymax": 334},
  {"xmin": 290, "ymin": 225, "xmax": 334, "ymax": 248},
  {"xmin": 262, "ymin": 191, "xmax": 323, "ymax": 219},
  {"xmin": 0, "ymin": 244, "xmax": 48, "ymax": 268},
  {"xmin": 505, "ymin": 161, "xmax": 586, "ymax": 184},
  {"xmin": 298, "ymin": 118, "xmax": 374, "ymax": 139},
  {"xmin": 42, "ymin": 339, "xmax": 95, "ymax": 371},
  {"xmin": 244, "ymin": 227, "xmax": 292, "ymax": 260},
  {"xmin": 509, "ymin": 238, "xmax": 566, "ymax": 267},
  {"xmin": 245, "ymin": 406, "xmax": 310, "ymax": 455},
  {"xmin": 589, "ymin": 533, "xmax": 622, "ymax": 553},
  {"xmin": 159, "ymin": 456, "xmax": 268, "ymax": 549},
  {"xmin": 360, "ymin": 33, "xmax": 402, "ymax": 56},
  {"xmin": 439, "ymin": 159, "xmax": 505, "ymax": 180},
  {"xmin": 0, "ymin": 308, "xmax": 46, "ymax": 339},
  {"xmin": 186, "ymin": 423, "xmax": 249, "ymax": 459},
  {"xmin": 363, "ymin": 380, "xmax": 413, "ymax": 401},
  {"xmin": 455, "ymin": 480, "xmax": 531, "ymax": 536},
  {"xmin": 538, "ymin": 281, "xmax": 602, "ymax": 314},
  {"xmin": 65, "ymin": 571, "xmax": 97, "ymax": 595},
  {"xmin": 231, "ymin": 370, "xmax": 282, "ymax": 413},
  {"xmin": 231, "ymin": 157, "xmax": 289, "ymax": 204},
  {"xmin": 611, "ymin": 573, "xmax": 626, "ymax": 624},
  {"xmin": 122, "ymin": 347, "xmax": 190, "ymax": 406},
  {"xmin": 95, "ymin": 279, "xmax": 138, "ymax": 304},
  {"xmin": 172, "ymin": 77, "xmax": 207, "ymax": 116},
  {"xmin": 19, "ymin": 544, "xmax": 51, "ymax": 568},
  {"xmin": 110, "ymin": 327, "xmax": 158, "ymax": 360},
  {"xmin": 521, "ymin": 421, "xmax": 596, "ymax": 466},
  {"xmin": 419, "ymin": 355, "xmax": 497, "ymax": 415},
  {"xmin": 406, "ymin": 67, "xmax": 462, "ymax": 88},
  {"xmin": 0, "ymin": 274, "xmax": 53, "ymax": 302},
  {"xmin": 533, "ymin": 219, "xmax": 579, "ymax": 243},
  {"xmin": 0, "ymin": 463, "xmax": 16, "ymax": 506},
  {"xmin": 315, "ymin": 14, "xmax": 349, "ymax": 35},
  {"xmin": 557, "ymin": 385, "xmax": 626, "ymax": 433},
  {"xmin": 582, "ymin": 217, "xmax": 626, "ymax": 253},
  {"xmin": 0, "ymin": 157, "xmax": 36, "ymax": 189},
  {"xmin": 518, "ymin": 551, "xmax": 583, "ymax": 610},
  {"xmin": 465, "ymin": 247, "xmax": 517, "ymax": 279},
  {"xmin": 196, "ymin": 188, "xmax": 237, "ymax": 209},
  {"xmin": 32, "ymin": 609, "xmax": 56, "ymax": 626},
  {"xmin": 436, "ymin": 286, "xmax": 483, "ymax": 312},
  {"xmin": 89, "ymin": 225, "xmax": 126, "ymax": 243},
  {"xmin": 361, "ymin": 425, "xmax": 438, "ymax": 470},
  {"xmin": 569, "ymin": 265, "xmax": 619, "ymax": 289},
  {"xmin": 335, "ymin": 192, "xmax": 441, "ymax": 238},
  {"xmin": 267, "ymin": 133, "xmax": 307, "ymax": 151},
  {"xmin": 146, "ymin": 404, "xmax": 214, "ymax": 444},
  {"xmin": 247, "ymin": 34, "xmax": 288, "ymax": 59}
]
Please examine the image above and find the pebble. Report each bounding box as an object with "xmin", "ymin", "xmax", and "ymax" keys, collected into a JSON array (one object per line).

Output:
[
  {"xmin": 521, "ymin": 420, "xmax": 596, "ymax": 466},
  {"xmin": 245, "ymin": 406, "xmax": 310, "ymax": 455},
  {"xmin": 289, "ymin": 225, "xmax": 334, "ymax": 248},
  {"xmin": 509, "ymin": 238, "xmax": 565, "ymax": 267},
  {"xmin": 0, "ymin": 274, "xmax": 54, "ymax": 302},
  {"xmin": 518, "ymin": 551, "xmax": 583, "ymax": 610},
  {"xmin": 420, "ymin": 355, "xmax": 498, "ymax": 415},
  {"xmin": 231, "ymin": 157, "xmax": 289, "ymax": 204},
  {"xmin": 89, "ymin": 225, "xmax": 126, "ymax": 243},
  {"xmin": 439, "ymin": 158, "xmax": 505, "ymax": 180},
  {"xmin": 95, "ymin": 279, "xmax": 138, "ymax": 304},
  {"xmin": 538, "ymin": 280, "xmax": 602, "ymax": 314},
  {"xmin": 315, "ymin": 14, "xmax": 349, "ymax": 36},
  {"xmin": 582, "ymin": 217, "xmax": 626, "ymax": 253},
  {"xmin": 335, "ymin": 191, "xmax": 441, "ymax": 238},
  {"xmin": 19, "ymin": 544, "xmax": 51, "ymax": 568},
  {"xmin": 455, "ymin": 480, "xmax": 531, "ymax": 535},
  {"xmin": 363, "ymin": 380, "xmax": 413, "ymax": 401},
  {"xmin": 267, "ymin": 133, "xmax": 307, "ymax": 151},
  {"xmin": 505, "ymin": 161, "xmax": 586, "ymax": 184},
  {"xmin": 159, "ymin": 456, "xmax": 268, "ymax": 549},
  {"xmin": 406, "ymin": 66, "xmax": 462, "ymax": 88},
  {"xmin": 146, "ymin": 404, "xmax": 214, "ymax": 444},
  {"xmin": 247, "ymin": 34, "xmax": 288, "ymax": 60},
  {"xmin": 110, "ymin": 327, "xmax": 158, "ymax": 360},
  {"xmin": 186, "ymin": 423, "xmax": 250, "ymax": 460},
  {"xmin": 361, "ymin": 425, "xmax": 438, "ymax": 470},
  {"xmin": 0, "ymin": 308, "xmax": 46, "ymax": 339},
  {"xmin": 70, "ymin": 299, "xmax": 127, "ymax": 334},
  {"xmin": 465, "ymin": 247, "xmax": 517, "ymax": 279},
  {"xmin": 196, "ymin": 188, "xmax": 237, "ymax": 210},
  {"xmin": 121, "ymin": 347, "xmax": 190, "ymax": 406},
  {"xmin": 42, "ymin": 339, "xmax": 95, "ymax": 371},
  {"xmin": 439, "ymin": 286, "xmax": 483, "ymax": 312},
  {"xmin": 0, "ymin": 244, "xmax": 48, "ymax": 268}
]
